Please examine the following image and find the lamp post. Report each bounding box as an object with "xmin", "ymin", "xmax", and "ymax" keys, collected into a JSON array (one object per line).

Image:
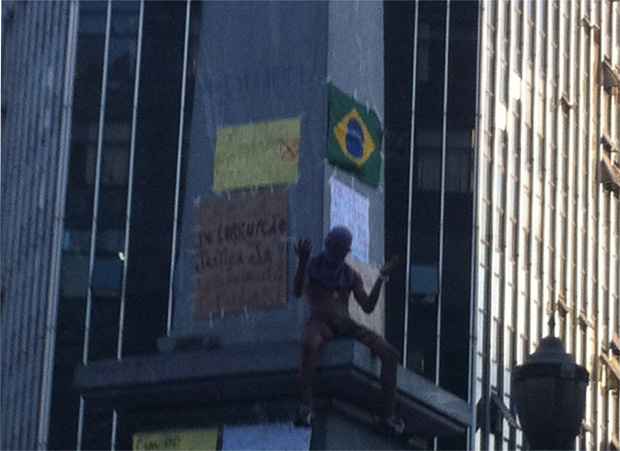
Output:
[{"xmin": 512, "ymin": 302, "xmax": 589, "ymax": 450}]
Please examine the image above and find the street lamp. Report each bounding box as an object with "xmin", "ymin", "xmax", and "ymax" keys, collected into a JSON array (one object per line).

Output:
[{"xmin": 512, "ymin": 305, "xmax": 589, "ymax": 450}]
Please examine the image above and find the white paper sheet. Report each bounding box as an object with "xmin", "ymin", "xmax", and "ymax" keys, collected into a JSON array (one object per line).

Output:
[{"xmin": 329, "ymin": 177, "xmax": 370, "ymax": 263}]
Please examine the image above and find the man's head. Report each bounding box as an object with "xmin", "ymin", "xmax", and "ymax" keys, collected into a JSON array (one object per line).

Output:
[{"xmin": 324, "ymin": 226, "xmax": 352, "ymax": 263}]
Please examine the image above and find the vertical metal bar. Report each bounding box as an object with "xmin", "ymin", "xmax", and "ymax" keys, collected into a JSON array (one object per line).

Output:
[
  {"xmin": 81, "ymin": 0, "xmax": 111, "ymax": 367},
  {"xmin": 435, "ymin": 0, "xmax": 451, "ymax": 387},
  {"xmin": 483, "ymin": 0, "xmax": 501, "ymax": 447},
  {"xmin": 77, "ymin": 1, "xmax": 112, "ymax": 448},
  {"xmin": 570, "ymin": 0, "xmax": 580, "ymax": 366},
  {"xmin": 403, "ymin": 0, "xmax": 420, "ymax": 368},
  {"xmin": 467, "ymin": 3, "xmax": 485, "ymax": 449},
  {"xmin": 117, "ymin": 0, "xmax": 145, "ymax": 360},
  {"xmin": 166, "ymin": 0, "xmax": 192, "ymax": 336},
  {"xmin": 583, "ymin": 0, "xmax": 594, "ymax": 442},
  {"xmin": 37, "ymin": 1, "xmax": 79, "ymax": 447},
  {"xmin": 432, "ymin": 4, "xmax": 451, "ymax": 449},
  {"xmin": 611, "ymin": 0, "xmax": 620, "ymax": 441},
  {"xmin": 570, "ymin": 0, "xmax": 580, "ymax": 362},
  {"xmin": 591, "ymin": 1, "xmax": 602, "ymax": 446},
  {"xmin": 111, "ymin": 2, "xmax": 145, "ymax": 445},
  {"xmin": 110, "ymin": 409, "xmax": 118, "ymax": 451}
]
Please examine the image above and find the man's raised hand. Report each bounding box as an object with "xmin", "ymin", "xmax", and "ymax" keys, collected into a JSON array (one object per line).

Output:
[
  {"xmin": 380, "ymin": 255, "xmax": 400, "ymax": 276},
  {"xmin": 294, "ymin": 239, "xmax": 312, "ymax": 263}
]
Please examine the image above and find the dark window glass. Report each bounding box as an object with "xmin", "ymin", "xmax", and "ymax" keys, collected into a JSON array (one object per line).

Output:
[
  {"xmin": 524, "ymin": 229, "xmax": 531, "ymax": 268},
  {"xmin": 384, "ymin": 0, "xmax": 415, "ymax": 357},
  {"xmin": 406, "ymin": 0, "xmax": 448, "ymax": 384},
  {"xmin": 83, "ymin": 3, "xmax": 141, "ymax": 448},
  {"xmin": 515, "ymin": 3, "xmax": 523, "ymax": 73},
  {"xmin": 439, "ymin": 1, "xmax": 478, "ymax": 406},
  {"xmin": 81, "ymin": 400, "xmax": 113, "ymax": 451},
  {"xmin": 89, "ymin": 0, "xmax": 140, "ymax": 363},
  {"xmin": 49, "ymin": 2, "xmax": 107, "ymax": 449},
  {"xmin": 500, "ymin": 61, "xmax": 509, "ymax": 105},
  {"xmin": 526, "ymin": 125, "xmax": 533, "ymax": 168},
  {"xmin": 122, "ymin": 1, "xmax": 186, "ymax": 357}
]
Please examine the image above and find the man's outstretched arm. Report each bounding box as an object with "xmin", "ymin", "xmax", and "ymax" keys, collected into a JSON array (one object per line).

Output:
[
  {"xmin": 352, "ymin": 272, "xmax": 385, "ymax": 314},
  {"xmin": 352, "ymin": 256, "xmax": 400, "ymax": 314},
  {"xmin": 293, "ymin": 239, "xmax": 311, "ymax": 298}
]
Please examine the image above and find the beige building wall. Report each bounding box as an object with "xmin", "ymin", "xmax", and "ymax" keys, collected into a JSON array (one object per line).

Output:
[{"xmin": 474, "ymin": 0, "xmax": 619, "ymax": 450}]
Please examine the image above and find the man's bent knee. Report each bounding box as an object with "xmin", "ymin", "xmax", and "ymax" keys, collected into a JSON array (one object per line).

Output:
[{"xmin": 374, "ymin": 338, "xmax": 400, "ymax": 364}]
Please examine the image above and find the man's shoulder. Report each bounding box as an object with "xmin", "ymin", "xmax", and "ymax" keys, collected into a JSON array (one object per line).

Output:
[{"xmin": 347, "ymin": 264, "xmax": 362, "ymax": 282}]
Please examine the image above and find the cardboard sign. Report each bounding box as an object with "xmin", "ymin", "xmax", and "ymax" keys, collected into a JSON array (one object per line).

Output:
[{"xmin": 193, "ymin": 191, "xmax": 288, "ymax": 318}]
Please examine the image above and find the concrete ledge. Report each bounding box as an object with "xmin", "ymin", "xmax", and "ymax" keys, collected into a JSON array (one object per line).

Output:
[{"xmin": 75, "ymin": 339, "xmax": 470, "ymax": 438}]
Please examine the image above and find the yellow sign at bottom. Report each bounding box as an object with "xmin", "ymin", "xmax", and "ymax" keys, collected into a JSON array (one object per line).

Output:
[{"xmin": 133, "ymin": 428, "xmax": 219, "ymax": 450}]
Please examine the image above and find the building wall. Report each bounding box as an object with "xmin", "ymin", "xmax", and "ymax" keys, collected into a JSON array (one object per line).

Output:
[
  {"xmin": 474, "ymin": 0, "xmax": 620, "ymax": 450},
  {"xmin": 0, "ymin": 1, "xmax": 75, "ymax": 449}
]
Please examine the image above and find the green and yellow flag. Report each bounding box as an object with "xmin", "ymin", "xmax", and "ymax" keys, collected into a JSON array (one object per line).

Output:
[{"xmin": 327, "ymin": 83, "xmax": 383, "ymax": 187}]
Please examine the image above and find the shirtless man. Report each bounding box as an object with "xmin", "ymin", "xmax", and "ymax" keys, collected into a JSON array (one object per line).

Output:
[{"xmin": 293, "ymin": 226, "xmax": 404, "ymax": 434}]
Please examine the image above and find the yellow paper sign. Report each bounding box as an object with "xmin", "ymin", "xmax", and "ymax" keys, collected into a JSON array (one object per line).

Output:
[
  {"xmin": 214, "ymin": 117, "xmax": 300, "ymax": 192},
  {"xmin": 133, "ymin": 428, "xmax": 219, "ymax": 450}
]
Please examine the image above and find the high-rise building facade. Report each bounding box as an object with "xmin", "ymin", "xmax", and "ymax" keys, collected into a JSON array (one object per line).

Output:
[
  {"xmin": 386, "ymin": 0, "xmax": 619, "ymax": 449},
  {"xmin": 2, "ymin": 1, "xmax": 619, "ymax": 450},
  {"xmin": 473, "ymin": 1, "xmax": 620, "ymax": 449}
]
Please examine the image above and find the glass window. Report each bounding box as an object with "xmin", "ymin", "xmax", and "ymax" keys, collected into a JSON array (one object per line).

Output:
[
  {"xmin": 122, "ymin": 1, "xmax": 187, "ymax": 357},
  {"xmin": 500, "ymin": 61, "xmax": 509, "ymax": 105},
  {"xmin": 384, "ymin": 0, "xmax": 415, "ymax": 355},
  {"xmin": 89, "ymin": 0, "xmax": 140, "ymax": 364},
  {"xmin": 50, "ymin": 2, "xmax": 193, "ymax": 448},
  {"xmin": 49, "ymin": 2, "xmax": 107, "ymax": 449},
  {"xmin": 406, "ymin": 0, "xmax": 448, "ymax": 383}
]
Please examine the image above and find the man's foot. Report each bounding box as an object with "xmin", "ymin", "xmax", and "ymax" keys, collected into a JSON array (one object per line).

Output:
[
  {"xmin": 374, "ymin": 415, "xmax": 405, "ymax": 436},
  {"xmin": 294, "ymin": 404, "xmax": 313, "ymax": 427}
]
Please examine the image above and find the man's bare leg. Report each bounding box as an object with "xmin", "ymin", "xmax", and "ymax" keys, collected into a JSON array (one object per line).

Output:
[
  {"xmin": 357, "ymin": 329, "xmax": 405, "ymax": 434},
  {"xmin": 379, "ymin": 345, "xmax": 399, "ymax": 418},
  {"xmin": 297, "ymin": 319, "xmax": 333, "ymax": 425}
]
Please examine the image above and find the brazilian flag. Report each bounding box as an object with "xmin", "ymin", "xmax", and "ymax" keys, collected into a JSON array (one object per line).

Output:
[{"xmin": 327, "ymin": 83, "xmax": 383, "ymax": 187}]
